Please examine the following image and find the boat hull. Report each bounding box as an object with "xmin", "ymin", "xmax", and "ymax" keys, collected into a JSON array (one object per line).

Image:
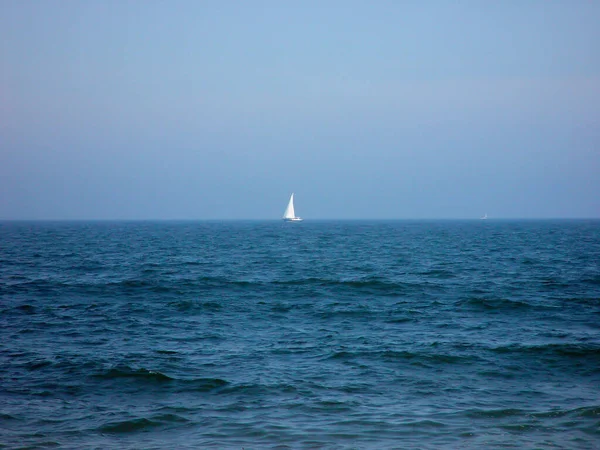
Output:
[{"xmin": 282, "ymin": 218, "xmax": 303, "ymax": 222}]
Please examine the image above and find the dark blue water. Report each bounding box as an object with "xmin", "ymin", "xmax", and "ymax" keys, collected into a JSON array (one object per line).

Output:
[{"xmin": 1, "ymin": 220, "xmax": 599, "ymax": 449}]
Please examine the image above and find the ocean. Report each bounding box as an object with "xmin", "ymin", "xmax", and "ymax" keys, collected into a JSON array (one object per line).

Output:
[{"xmin": 1, "ymin": 220, "xmax": 599, "ymax": 449}]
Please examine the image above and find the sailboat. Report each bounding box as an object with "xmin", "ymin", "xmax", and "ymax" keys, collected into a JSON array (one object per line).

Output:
[
  {"xmin": 282, "ymin": 193, "xmax": 303, "ymax": 222},
  {"xmin": 480, "ymin": 213, "xmax": 488, "ymax": 220}
]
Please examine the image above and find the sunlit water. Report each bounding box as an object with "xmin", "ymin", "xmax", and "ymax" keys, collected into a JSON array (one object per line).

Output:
[{"xmin": 1, "ymin": 220, "xmax": 599, "ymax": 449}]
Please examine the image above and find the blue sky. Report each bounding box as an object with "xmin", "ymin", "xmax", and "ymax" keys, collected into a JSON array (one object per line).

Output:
[{"xmin": 1, "ymin": 1, "xmax": 599, "ymax": 219}]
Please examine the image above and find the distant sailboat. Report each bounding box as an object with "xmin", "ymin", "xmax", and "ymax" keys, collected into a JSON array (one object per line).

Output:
[
  {"xmin": 282, "ymin": 193, "xmax": 303, "ymax": 222},
  {"xmin": 480, "ymin": 213, "xmax": 488, "ymax": 220}
]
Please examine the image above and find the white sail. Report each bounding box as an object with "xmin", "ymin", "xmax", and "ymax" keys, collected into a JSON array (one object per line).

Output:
[
  {"xmin": 283, "ymin": 194, "xmax": 295, "ymax": 219},
  {"xmin": 282, "ymin": 193, "xmax": 303, "ymax": 221}
]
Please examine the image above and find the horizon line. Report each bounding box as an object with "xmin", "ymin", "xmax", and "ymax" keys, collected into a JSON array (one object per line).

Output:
[{"xmin": 1, "ymin": 217, "xmax": 598, "ymax": 222}]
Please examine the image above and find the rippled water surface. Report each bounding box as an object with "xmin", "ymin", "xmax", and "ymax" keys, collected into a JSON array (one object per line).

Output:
[{"xmin": 1, "ymin": 220, "xmax": 599, "ymax": 449}]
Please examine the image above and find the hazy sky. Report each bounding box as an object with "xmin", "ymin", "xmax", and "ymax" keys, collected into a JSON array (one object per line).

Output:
[{"xmin": 1, "ymin": 1, "xmax": 599, "ymax": 219}]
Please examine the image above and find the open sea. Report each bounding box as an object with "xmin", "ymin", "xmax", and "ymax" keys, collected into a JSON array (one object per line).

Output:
[{"xmin": 1, "ymin": 220, "xmax": 599, "ymax": 449}]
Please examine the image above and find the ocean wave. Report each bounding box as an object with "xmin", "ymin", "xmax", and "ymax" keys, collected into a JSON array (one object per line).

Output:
[
  {"xmin": 92, "ymin": 366, "xmax": 229, "ymax": 391},
  {"xmin": 1, "ymin": 279, "xmax": 67, "ymax": 295},
  {"xmin": 98, "ymin": 417, "xmax": 162, "ymax": 433},
  {"xmin": 273, "ymin": 277, "xmax": 410, "ymax": 294},
  {"xmin": 25, "ymin": 359, "xmax": 53, "ymax": 371},
  {"xmin": 154, "ymin": 349, "xmax": 179, "ymax": 355},
  {"xmin": 168, "ymin": 299, "xmax": 222, "ymax": 312},
  {"xmin": 490, "ymin": 343, "xmax": 600, "ymax": 360},
  {"xmin": 151, "ymin": 413, "xmax": 190, "ymax": 423},
  {"xmin": 563, "ymin": 297, "xmax": 600, "ymax": 305},
  {"xmin": 384, "ymin": 317, "xmax": 413, "ymax": 324},
  {"xmin": 2, "ymin": 274, "xmax": 421, "ymax": 300},
  {"xmin": 401, "ymin": 419, "xmax": 447, "ymax": 428},
  {"xmin": 499, "ymin": 423, "xmax": 542, "ymax": 432},
  {"xmin": 462, "ymin": 405, "xmax": 600, "ymax": 434},
  {"xmin": 457, "ymin": 297, "xmax": 537, "ymax": 310},
  {"xmin": 532, "ymin": 405, "xmax": 600, "ymax": 418},
  {"xmin": 417, "ymin": 269, "xmax": 456, "ymax": 279},
  {"xmin": 97, "ymin": 412, "xmax": 191, "ymax": 433},
  {"xmin": 325, "ymin": 349, "xmax": 476, "ymax": 365},
  {"xmin": 466, "ymin": 408, "xmax": 525, "ymax": 418},
  {"xmin": 179, "ymin": 378, "xmax": 230, "ymax": 392},
  {"xmin": 315, "ymin": 307, "xmax": 377, "ymax": 320},
  {"xmin": 9, "ymin": 441, "xmax": 61, "ymax": 449},
  {"xmin": 94, "ymin": 366, "xmax": 174, "ymax": 382},
  {"xmin": 158, "ymin": 275, "xmax": 413, "ymax": 295},
  {"xmin": 16, "ymin": 304, "xmax": 36, "ymax": 313},
  {"xmin": 308, "ymin": 400, "xmax": 358, "ymax": 412},
  {"xmin": 583, "ymin": 276, "xmax": 600, "ymax": 286},
  {"xmin": 218, "ymin": 382, "xmax": 299, "ymax": 397}
]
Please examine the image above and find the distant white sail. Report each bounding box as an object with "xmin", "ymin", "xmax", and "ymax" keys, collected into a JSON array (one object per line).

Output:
[
  {"xmin": 282, "ymin": 193, "xmax": 303, "ymax": 222},
  {"xmin": 283, "ymin": 194, "xmax": 295, "ymax": 219}
]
